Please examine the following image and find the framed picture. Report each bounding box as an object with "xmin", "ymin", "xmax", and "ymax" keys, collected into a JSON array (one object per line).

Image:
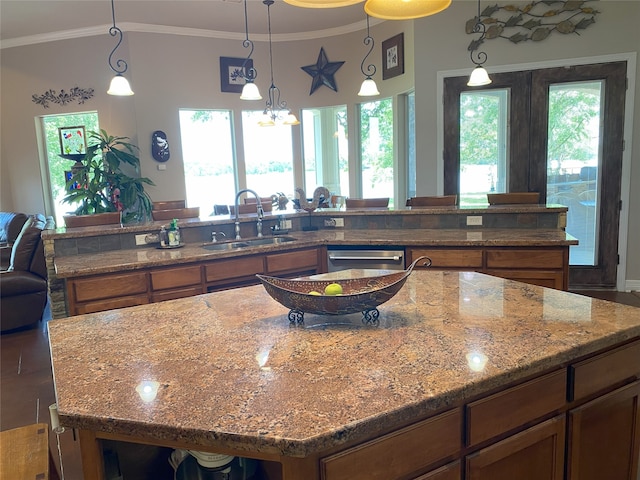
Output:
[
  {"xmin": 382, "ymin": 33, "xmax": 405, "ymax": 80},
  {"xmin": 220, "ymin": 56, "xmax": 253, "ymax": 93},
  {"xmin": 59, "ymin": 126, "xmax": 87, "ymax": 156}
]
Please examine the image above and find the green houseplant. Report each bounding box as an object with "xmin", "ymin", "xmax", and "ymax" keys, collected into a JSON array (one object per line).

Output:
[{"xmin": 63, "ymin": 129, "xmax": 154, "ymax": 225}]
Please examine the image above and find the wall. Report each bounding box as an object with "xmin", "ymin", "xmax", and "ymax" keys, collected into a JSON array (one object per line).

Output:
[
  {"xmin": 1, "ymin": 1, "xmax": 638, "ymax": 287},
  {"xmin": 413, "ymin": 1, "xmax": 639, "ymax": 289}
]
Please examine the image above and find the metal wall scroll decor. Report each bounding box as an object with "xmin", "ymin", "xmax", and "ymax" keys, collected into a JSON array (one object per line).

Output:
[
  {"xmin": 466, "ymin": 0, "xmax": 600, "ymax": 52},
  {"xmin": 32, "ymin": 87, "xmax": 94, "ymax": 109}
]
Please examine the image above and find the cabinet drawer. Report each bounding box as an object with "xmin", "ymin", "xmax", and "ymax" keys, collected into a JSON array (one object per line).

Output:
[
  {"xmin": 151, "ymin": 285, "xmax": 203, "ymax": 303},
  {"xmin": 485, "ymin": 249, "xmax": 564, "ymax": 269},
  {"xmin": 484, "ymin": 269, "xmax": 564, "ymax": 290},
  {"xmin": 72, "ymin": 272, "xmax": 148, "ymax": 302},
  {"xmin": 74, "ymin": 293, "xmax": 149, "ymax": 315},
  {"xmin": 205, "ymin": 256, "xmax": 263, "ymax": 283},
  {"xmin": 321, "ymin": 408, "xmax": 461, "ymax": 480},
  {"xmin": 409, "ymin": 248, "xmax": 483, "ymax": 268},
  {"xmin": 414, "ymin": 461, "xmax": 461, "ymax": 480},
  {"xmin": 569, "ymin": 340, "xmax": 640, "ymax": 401},
  {"xmin": 266, "ymin": 248, "xmax": 318, "ymax": 274},
  {"xmin": 150, "ymin": 265, "xmax": 201, "ymax": 291},
  {"xmin": 466, "ymin": 369, "xmax": 566, "ymax": 446}
]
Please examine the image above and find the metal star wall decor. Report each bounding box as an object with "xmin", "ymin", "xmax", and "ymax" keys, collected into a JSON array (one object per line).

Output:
[{"xmin": 301, "ymin": 47, "xmax": 345, "ymax": 95}]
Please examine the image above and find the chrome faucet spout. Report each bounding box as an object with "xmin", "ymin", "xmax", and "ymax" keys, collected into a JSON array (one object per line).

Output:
[{"xmin": 234, "ymin": 188, "xmax": 263, "ymax": 239}]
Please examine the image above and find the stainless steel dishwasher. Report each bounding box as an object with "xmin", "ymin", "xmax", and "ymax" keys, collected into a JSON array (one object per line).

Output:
[{"xmin": 327, "ymin": 247, "xmax": 405, "ymax": 272}]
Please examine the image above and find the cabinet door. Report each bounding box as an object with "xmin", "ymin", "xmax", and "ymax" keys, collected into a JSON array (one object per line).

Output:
[
  {"xmin": 567, "ymin": 380, "xmax": 640, "ymax": 480},
  {"xmin": 413, "ymin": 461, "xmax": 461, "ymax": 480},
  {"xmin": 466, "ymin": 415, "xmax": 565, "ymax": 480}
]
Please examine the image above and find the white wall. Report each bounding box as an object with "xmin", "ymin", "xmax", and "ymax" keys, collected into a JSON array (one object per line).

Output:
[{"xmin": 1, "ymin": 1, "xmax": 637, "ymax": 286}]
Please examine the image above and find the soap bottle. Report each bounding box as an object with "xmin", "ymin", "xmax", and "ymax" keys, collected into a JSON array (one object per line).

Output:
[
  {"xmin": 159, "ymin": 225, "xmax": 168, "ymax": 247},
  {"xmin": 168, "ymin": 219, "xmax": 180, "ymax": 246}
]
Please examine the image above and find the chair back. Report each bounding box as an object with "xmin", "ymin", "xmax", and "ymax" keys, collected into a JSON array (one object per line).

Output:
[
  {"xmin": 345, "ymin": 198, "xmax": 389, "ymax": 209},
  {"xmin": 487, "ymin": 192, "xmax": 540, "ymax": 205},
  {"xmin": 406, "ymin": 195, "xmax": 457, "ymax": 207}
]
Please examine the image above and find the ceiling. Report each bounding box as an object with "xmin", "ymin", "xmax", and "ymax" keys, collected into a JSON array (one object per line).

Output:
[{"xmin": 0, "ymin": 0, "xmax": 375, "ymax": 47}]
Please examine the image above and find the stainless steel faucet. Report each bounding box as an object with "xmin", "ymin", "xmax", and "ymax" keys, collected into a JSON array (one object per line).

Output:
[{"xmin": 234, "ymin": 189, "xmax": 264, "ymax": 239}]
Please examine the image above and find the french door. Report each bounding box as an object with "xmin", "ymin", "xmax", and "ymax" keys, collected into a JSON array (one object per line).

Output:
[{"xmin": 444, "ymin": 61, "xmax": 626, "ymax": 288}]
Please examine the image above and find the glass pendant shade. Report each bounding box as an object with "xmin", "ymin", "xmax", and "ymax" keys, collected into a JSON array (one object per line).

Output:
[
  {"xmin": 107, "ymin": 74, "xmax": 134, "ymax": 96},
  {"xmin": 284, "ymin": 0, "xmax": 364, "ymax": 6},
  {"xmin": 240, "ymin": 82, "xmax": 262, "ymax": 100},
  {"xmin": 258, "ymin": 113, "xmax": 276, "ymax": 127},
  {"xmin": 358, "ymin": 78, "xmax": 380, "ymax": 96},
  {"xmin": 467, "ymin": 66, "xmax": 492, "ymax": 86},
  {"xmin": 364, "ymin": 0, "xmax": 451, "ymax": 20},
  {"xmin": 283, "ymin": 111, "xmax": 301, "ymax": 125}
]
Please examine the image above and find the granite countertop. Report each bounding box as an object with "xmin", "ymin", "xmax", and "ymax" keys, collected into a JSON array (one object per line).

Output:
[
  {"xmin": 52, "ymin": 228, "xmax": 577, "ymax": 278},
  {"xmin": 48, "ymin": 270, "xmax": 640, "ymax": 458}
]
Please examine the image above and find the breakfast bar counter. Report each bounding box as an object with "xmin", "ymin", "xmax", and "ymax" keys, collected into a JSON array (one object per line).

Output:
[{"xmin": 48, "ymin": 270, "xmax": 640, "ymax": 480}]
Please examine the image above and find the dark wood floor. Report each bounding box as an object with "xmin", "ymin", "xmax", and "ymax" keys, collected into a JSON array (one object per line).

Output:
[{"xmin": 2, "ymin": 289, "xmax": 639, "ymax": 479}]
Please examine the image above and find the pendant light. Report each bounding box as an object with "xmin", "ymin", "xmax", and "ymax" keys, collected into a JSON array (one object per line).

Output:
[
  {"xmin": 260, "ymin": 0, "xmax": 300, "ymax": 127},
  {"xmin": 239, "ymin": 0, "xmax": 262, "ymax": 100},
  {"xmin": 284, "ymin": 0, "xmax": 364, "ymax": 7},
  {"xmin": 357, "ymin": 15, "xmax": 379, "ymax": 97},
  {"xmin": 467, "ymin": 0, "xmax": 492, "ymax": 87},
  {"xmin": 106, "ymin": 0, "xmax": 134, "ymax": 96},
  {"xmin": 364, "ymin": 0, "xmax": 451, "ymax": 20}
]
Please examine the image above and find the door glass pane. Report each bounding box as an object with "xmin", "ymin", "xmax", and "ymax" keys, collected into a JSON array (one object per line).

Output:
[
  {"xmin": 545, "ymin": 81, "xmax": 603, "ymax": 266},
  {"xmin": 301, "ymin": 105, "xmax": 349, "ymax": 197},
  {"xmin": 40, "ymin": 112, "xmax": 100, "ymax": 226},
  {"xmin": 360, "ymin": 98, "xmax": 394, "ymax": 207},
  {"xmin": 406, "ymin": 92, "xmax": 416, "ymax": 199},
  {"xmin": 242, "ymin": 111, "xmax": 294, "ymax": 198},
  {"xmin": 179, "ymin": 109, "xmax": 235, "ymax": 214},
  {"xmin": 459, "ymin": 89, "xmax": 509, "ymax": 206}
]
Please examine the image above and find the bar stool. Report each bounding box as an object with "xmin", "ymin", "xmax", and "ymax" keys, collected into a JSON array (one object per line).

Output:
[{"xmin": 0, "ymin": 423, "xmax": 60, "ymax": 480}]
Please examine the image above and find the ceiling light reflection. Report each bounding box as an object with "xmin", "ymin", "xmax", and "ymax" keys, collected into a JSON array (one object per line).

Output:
[
  {"xmin": 466, "ymin": 352, "xmax": 488, "ymax": 372},
  {"xmin": 136, "ymin": 380, "xmax": 160, "ymax": 402}
]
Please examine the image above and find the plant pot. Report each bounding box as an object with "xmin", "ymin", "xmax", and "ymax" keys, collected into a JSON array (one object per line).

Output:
[{"xmin": 63, "ymin": 212, "xmax": 121, "ymax": 228}]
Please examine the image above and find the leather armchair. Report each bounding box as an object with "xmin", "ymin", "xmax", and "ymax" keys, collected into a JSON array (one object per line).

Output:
[{"xmin": 1, "ymin": 214, "xmax": 54, "ymax": 333}]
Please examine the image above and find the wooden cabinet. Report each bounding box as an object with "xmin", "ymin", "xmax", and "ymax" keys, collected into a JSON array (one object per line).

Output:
[
  {"xmin": 321, "ymin": 409, "xmax": 461, "ymax": 480},
  {"xmin": 68, "ymin": 271, "xmax": 149, "ymax": 315},
  {"xmin": 66, "ymin": 247, "xmax": 322, "ymax": 315},
  {"xmin": 466, "ymin": 370, "xmax": 566, "ymax": 446},
  {"xmin": 407, "ymin": 246, "xmax": 569, "ymax": 290},
  {"xmin": 566, "ymin": 339, "xmax": 640, "ymax": 480},
  {"xmin": 465, "ymin": 415, "xmax": 566, "ymax": 480},
  {"xmin": 567, "ymin": 381, "xmax": 640, "ymax": 480},
  {"xmin": 414, "ymin": 461, "xmax": 461, "ymax": 480}
]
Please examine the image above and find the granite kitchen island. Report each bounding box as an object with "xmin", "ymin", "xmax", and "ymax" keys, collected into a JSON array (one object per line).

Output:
[{"xmin": 48, "ymin": 270, "xmax": 640, "ymax": 480}]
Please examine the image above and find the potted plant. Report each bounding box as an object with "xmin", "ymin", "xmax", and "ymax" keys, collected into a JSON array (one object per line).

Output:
[{"xmin": 63, "ymin": 129, "xmax": 154, "ymax": 226}]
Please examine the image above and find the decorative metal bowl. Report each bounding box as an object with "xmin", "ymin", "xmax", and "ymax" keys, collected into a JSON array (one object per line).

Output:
[{"xmin": 256, "ymin": 256, "xmax": 431, "ymax": 325}]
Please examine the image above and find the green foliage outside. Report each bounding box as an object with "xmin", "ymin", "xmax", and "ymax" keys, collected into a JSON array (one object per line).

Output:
[{"xmin": 360, "ymin": 98, "xmax": 393, "ymax": 189}]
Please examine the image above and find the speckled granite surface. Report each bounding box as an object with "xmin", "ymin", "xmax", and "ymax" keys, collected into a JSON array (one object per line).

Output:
[
  {"xmin": 48, "ymin": 270, "xmax": 640, "ymax": 457},
  {"xmin": 52, "ymin": 228, "xmax": 576, "ymax": 278}
]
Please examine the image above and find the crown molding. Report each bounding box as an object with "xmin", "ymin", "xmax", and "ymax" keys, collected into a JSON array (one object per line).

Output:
[{"xmin": 0, "ymin": 18, "xmax": 384, "ymax": 49}]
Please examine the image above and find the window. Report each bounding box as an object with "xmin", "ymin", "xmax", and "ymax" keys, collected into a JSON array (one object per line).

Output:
[
  {"xmin": 39, "ymin": 111, "xmax": 100, "ymax": 226},
  {"xmin": 179, "ymin": 109, "xmax": 235, "ymax": 215},
  {"xmin": 406, "ymin": 92, "xmax": 416, "ymax": 199},
  {"xmin": 301, "ymin": 105, "xmax": 349, "ymax": 197},
  {"xmin": 459, "ymin": 89, "xmax": 509, "ymax": 206},
  {"xmin": 242, "ymin": 111, "xmax": 294, "ymax": 198},
  {"xmin": 359, "ymin": 98, "xmax": 394, "ymax": 206}
]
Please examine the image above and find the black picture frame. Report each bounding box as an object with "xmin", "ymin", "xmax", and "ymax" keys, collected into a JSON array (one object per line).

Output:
[
  {"xmin": 382, "ymin": 33, "xmax": 405, "ymax": 80},
  {"xmin": 220, "ymin": 56, "xmax": 253, "ymax": 93}
]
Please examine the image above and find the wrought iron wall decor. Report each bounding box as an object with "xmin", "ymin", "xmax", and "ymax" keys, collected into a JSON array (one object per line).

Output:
[
  {"xmin": 466, "ymin": 0, "xmax": 600, "ymax": 52},
  {"xmin": 301, "ymin": 47, "xmax": 345, "ymax": 95},
  {"xmin": 32, "ymin": 87, "xmax": 94, "ymax": 109}
]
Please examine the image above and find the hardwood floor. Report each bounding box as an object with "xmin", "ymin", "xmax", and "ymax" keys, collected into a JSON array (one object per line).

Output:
[{"xmin": 2, "ymin": 290, "xmax": 639, "ymax": 479}]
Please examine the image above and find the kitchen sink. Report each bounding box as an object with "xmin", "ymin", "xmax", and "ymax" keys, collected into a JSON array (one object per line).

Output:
[{"xmin": 202, "ymin": 236, "xmax": 296, "ymax": 251}]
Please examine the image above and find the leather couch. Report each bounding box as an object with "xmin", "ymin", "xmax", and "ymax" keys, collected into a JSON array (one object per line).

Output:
[
  {"xmin": 0, "ymin": 214, "xmax": 55, "ymax": 333},
  {"xmin": 0, "ymin": 212, "xmax": 28, "ymax": 270}
]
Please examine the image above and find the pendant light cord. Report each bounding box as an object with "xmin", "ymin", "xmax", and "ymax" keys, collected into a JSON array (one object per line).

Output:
[
  {"xmin": 108, "ymin": 0, "xmax": 128, "ymax": 74},
  {"xmin": 241, "ymin": 0, "xmax": 257, "ymax": 82},
  {"xmin": 469, "ymin": 0, "xmax": 487, "ymax": 67},
  {"xmin": 360, "ymin": 15, "xmax": 376, "ymax": 79}
]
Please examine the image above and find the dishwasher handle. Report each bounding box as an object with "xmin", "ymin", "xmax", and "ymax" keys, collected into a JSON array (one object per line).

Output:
[{"xmin": 328, "ymin": 254, "xmax": 404, "ymax": 262}]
